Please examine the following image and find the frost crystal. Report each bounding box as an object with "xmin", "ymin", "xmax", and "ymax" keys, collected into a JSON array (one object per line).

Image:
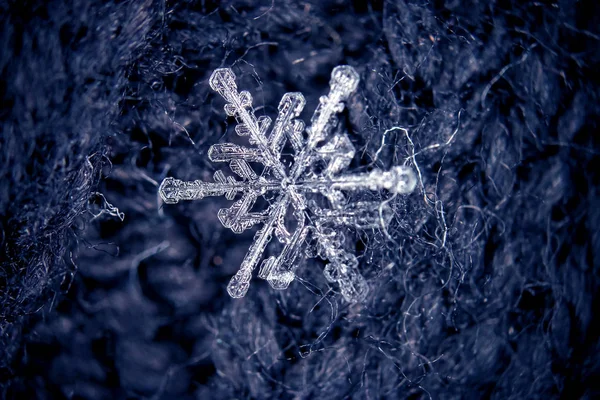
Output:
[{"xmin": 159, "ymin": 66, "xmax": 417, "ymax": 302}]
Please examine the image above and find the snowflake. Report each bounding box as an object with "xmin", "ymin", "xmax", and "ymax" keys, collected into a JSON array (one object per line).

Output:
[{"xmin": 159, "ymin": 66, "xmax": 416, "ymax": 302}]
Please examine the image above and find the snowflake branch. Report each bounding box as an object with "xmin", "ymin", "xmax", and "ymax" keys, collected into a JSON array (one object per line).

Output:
[
  {"xmin": 290, "ymin": 66, "xmax": 360, "ymax": 181},
  {"xmin": 226, "ymin": 193, "xmax": 290, "ymax": 298},
  {"xmin": 209, "ymin": 68, "xmax": 287, "ymax": 179},
  {"xmin": 158, "ymin": 175, "xmax": 279, "ymax": 204},
  {"xmin": 296, "ymin": 166, "xmax": 417, "ymax": 195}
]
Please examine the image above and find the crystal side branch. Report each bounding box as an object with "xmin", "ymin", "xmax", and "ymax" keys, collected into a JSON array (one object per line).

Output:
[{"xmin": 159, "ymin": 66, "xmax": 417, "ymax": 302}]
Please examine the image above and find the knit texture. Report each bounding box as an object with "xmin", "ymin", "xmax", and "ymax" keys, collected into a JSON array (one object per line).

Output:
[{"xmin": 1, "ymin": 1, "xmax": 599, "ymax": 398}]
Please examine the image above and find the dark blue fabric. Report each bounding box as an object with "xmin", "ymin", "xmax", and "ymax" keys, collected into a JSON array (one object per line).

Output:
[{"xmin": 1, "ymin": 0, "xmax": 599, "ymax": 398}]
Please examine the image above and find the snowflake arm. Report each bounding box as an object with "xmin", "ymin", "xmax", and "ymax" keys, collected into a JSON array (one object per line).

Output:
[
  {"xmin": 296, "ymin": 166, "xmax": 417, "ymax": 195},
  {"xmin": 226, "ymin": 193, "xmax": 291, "ymax": 298},
  {"xmin": 158, "ymin": 173, "xmax": 279, "ymax": 204},
  {"xmin": 209, "ymin": 68, "xmax": 287, "ymax": 179},
  {"xmin": 290, "ymin": 66, "xmax": 360, "ymax": 181}
]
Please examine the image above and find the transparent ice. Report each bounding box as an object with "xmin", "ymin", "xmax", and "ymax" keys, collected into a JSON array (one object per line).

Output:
[{"xmin": 159, "ymin": 66, "xmax": 417, "ymax": 302}]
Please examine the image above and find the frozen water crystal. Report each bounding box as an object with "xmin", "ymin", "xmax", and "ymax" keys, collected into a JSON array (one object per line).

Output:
[{"xmin": 159, "ymin": 66, "xmax": 417, "ymax": 302}]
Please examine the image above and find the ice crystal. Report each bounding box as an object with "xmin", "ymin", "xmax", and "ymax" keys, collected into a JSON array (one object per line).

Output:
[{"xmin": 159, "ymin": 66, "xmax": 417, "ymax": 302}]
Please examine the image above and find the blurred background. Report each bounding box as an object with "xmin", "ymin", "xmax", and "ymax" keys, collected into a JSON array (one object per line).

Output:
[{"xmin": 1, "ymin": 0, "xmax": 599, "ymax": 398}]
